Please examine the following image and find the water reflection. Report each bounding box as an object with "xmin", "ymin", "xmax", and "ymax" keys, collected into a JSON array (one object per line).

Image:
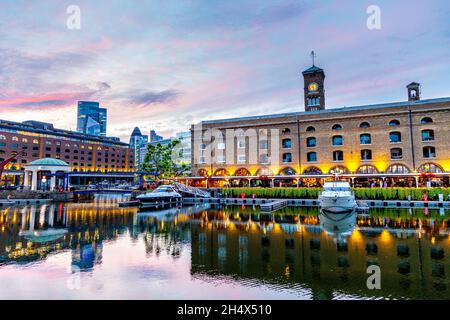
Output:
[{"xmin": 0, "ymin": 195, "xmax": 449, "ymax": 299}]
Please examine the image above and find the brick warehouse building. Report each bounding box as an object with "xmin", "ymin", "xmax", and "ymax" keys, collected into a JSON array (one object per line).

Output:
[
  {"xmin": 189, "ymin": 63, "xmax": 450, "ymax": 188},
  {"xmin": 0, "ymin": 120, "xmax": 134, "ymax": 187}
]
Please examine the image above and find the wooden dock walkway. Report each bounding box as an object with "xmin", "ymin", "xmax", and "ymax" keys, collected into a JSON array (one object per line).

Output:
[
  {"xmin": 260, "ymin": 200, "xmax": 288, "ymax": 213},
  {"xmin": 183, "ymin": 197, "xmax": 450, "ymax": 209}
]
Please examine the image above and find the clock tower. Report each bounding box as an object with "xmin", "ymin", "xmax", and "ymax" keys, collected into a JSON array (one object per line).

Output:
[{"xmin": 302, "ymin": 51, "xmax": 325, "ymax": 111}]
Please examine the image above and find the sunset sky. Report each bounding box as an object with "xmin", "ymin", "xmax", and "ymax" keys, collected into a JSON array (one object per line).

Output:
[{"xmin": 1, "ymin": 0, "xmax": 449, "ymax": 142}]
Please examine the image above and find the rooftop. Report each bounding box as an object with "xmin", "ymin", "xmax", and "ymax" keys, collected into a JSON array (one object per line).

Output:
[
  {"xmin": 0, "ymin": 119, "xmax": 128, "ymax": 147},
  {"xmin": 27, "ymin": 158, "xmax": 70, "ymax": 167},
  {"xmin": 302, "ymin": 65, "xmax": 324, "ymax": 74},
  {"xmin": 201, "ymin": 96, "xmax": 450, "ymax": 125}
]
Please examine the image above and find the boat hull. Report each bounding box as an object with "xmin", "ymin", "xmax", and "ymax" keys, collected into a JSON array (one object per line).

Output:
[{"xmin": 319, "ymin": 195, "xmax": 356, "ymax": 214}]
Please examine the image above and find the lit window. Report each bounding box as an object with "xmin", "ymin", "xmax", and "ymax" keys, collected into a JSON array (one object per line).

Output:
[
  {"xmin": 22, "ymin": 138, "xmax": 28, "ymax": 143},
  {"xmin": 45, "ymin": 141, "xmax": 52, "ymax": 145},
  {"xmin": 33, "ymin": 139, "xmax": 39, "ymax": 144},
  {"xmin": 0, "ymin": 135, "xmax": 6, "ymax": 140},
  {"xmin": 12, "ymin": 136, "xmax": 18, "ymax": 141}
]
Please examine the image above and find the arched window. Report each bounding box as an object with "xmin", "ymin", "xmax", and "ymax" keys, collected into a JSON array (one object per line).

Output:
[
  {"xmin": 389, "ymin": 119, "xmax": 400, "ymax": 126},
  {"xmin": 357, "ymin": 165, "xmax": 378, "ymax": 174},
  {"xmin": 421, "ymin": 117, "xmax": 433, "ymax": 125},
  {"xmin": 306, "ymin": 137, "xmax": 316, "ymax": 147},
  {"xmin": 306, "ymin": 126, "xmax": 316, "ymax": 132},
  {"xmin": 33, "ymin": 139, "xmax": 39, "ymax": 144},
  {"xmin": 332, "ymin": 135, "xmax": 343, "ymax": 146},
  {"xmin": 418, "ymin": 163, "xmax": 443, "ymax": 173},
  {"xmin": 389, "ymin": 132, "xmax": 401, "ymax": 143},
  {"xmin": 282, "ymin": 138, "xmax": 292, "ymax": 149},
  {"xmin": 386, "ymin": 164, "xmax": 410, "ymax": 174},
  {"xmin": 332, "ymin": 124, "xmax": 343, "ymax": 131},
  {"xmin": 361, "ymin": 149, "xmax": 372, "ymax": 160},
  {"xmin": 0, "ymin": 135, "xmax": 6, "ymax": 140},
  {"xmin": 307, "ymin": 152, "xmax": 317, "ymax": 162},
  {"xmin": 256, "ymin": 168, "xmax": 274, "ymax": 176},
  {"xmin": 333, "ymin": 150, "xmax": 344, "ymax": 161},
  {"xmin": 282, "ymin": 128, "xmax": 291, "ymax": 134},
  {"xmin": 12, "ymin": 136, "xmax": 18, "ymax": 141},
  {"xmin": 329, "ymin": 166, "xmax": 348, "ymax": 174},
  {"xmin": 282, "ymin": 153, "xmax": 292, "ymax": 163},
  {"xmin": 234, "ymin": 168, "xmax": 251, "ymax": 176},
  {"xmin": 423, "ymin": 146, "xmax": 436, "ymax": 158},
  {"xmin": 359, "ymin": 122, "xmax": 370, "ymax": 128},
  {"xmin": 421, "ymin": 129, "xmax": 434, "ymax": 141},
  {"xmin": 390, "ymin": 148, "xmax": 403, "ymax": 160},
  {"xmin": 360, "ymin": 134, "xmax": 371, "ymax": 145},
  {"xmin": 303, "ymin": 167, "xmax": 322, "ymax": 175},
  {"xmin": 214, "ymin": 168, "xmax": 229, "ymax": 176},
  {"xmin": 279, "ymin": 167, "xmax": 296, "ymax": 176}
]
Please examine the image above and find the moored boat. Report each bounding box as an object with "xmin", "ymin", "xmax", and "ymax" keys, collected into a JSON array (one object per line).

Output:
[
  {"xmin": 136, "ymin": 185, "xmax": 182, "ymax": 208},
  {"xmin": 318, "ymin": 181, "xmax": 357, "ymax": 214}
]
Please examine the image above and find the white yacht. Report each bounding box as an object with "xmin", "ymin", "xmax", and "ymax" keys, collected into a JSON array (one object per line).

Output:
[
  {"xmin": 318, "ymin": 181, "xmax": 357, "ymax": 214},
  {"xmin": 136, "ymin": 185, "xmax": 182, "ymax": 208}
]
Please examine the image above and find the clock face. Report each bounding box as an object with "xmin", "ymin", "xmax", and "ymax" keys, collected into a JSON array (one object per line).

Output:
[{"xmin": 309, "ymin": 82, "xmax": 318, "ymax": 92}]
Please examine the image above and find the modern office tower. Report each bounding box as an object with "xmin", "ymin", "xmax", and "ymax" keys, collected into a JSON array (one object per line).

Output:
[
  {"xmin": 175, "ymin": 131, "xmax": 191, "ymax": 165},
  {"xmin": 129, "ymin": 127, "xmax": 149, "ymax": 170},
  {"xmin": 77, "ymin": 101, "xmax": 107, "ymax": 136},
  {"xmin": 150, "ymin": 130, "xmax": 163, "ymax": 142}
]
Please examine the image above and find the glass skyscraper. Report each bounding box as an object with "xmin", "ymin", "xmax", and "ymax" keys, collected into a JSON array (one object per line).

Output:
[{"xmin": 77, "ymin": 101, "xmax": 107, "ymax": 136}]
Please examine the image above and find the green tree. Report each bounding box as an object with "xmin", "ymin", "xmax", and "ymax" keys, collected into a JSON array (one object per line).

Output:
[{"xmin": 142, "ymin": 139, "xmax": 187, "ymax": 180}]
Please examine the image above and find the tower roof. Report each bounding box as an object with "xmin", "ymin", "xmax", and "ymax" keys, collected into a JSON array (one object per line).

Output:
[
  {"xmin": 302, "ymin": 65, "xmax": 324, "ymax": 75},
  {"xmin": 131, "ymin": 127, "xmax": 142, "ymax": 137}
]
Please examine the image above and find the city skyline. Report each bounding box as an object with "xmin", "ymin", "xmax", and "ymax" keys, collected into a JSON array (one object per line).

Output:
[{"xmin": 1, "ymin": 1, "xmax": 450, "ymax": 142}]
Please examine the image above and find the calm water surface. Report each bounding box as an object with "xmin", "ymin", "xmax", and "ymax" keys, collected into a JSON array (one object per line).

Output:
[{"xmin": 0, "ymin": 194, "xmax": 449, "ymax": 300}]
